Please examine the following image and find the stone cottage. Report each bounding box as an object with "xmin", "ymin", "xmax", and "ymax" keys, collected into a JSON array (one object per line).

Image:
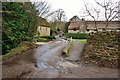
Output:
[
  {"xmin": 68, "ymin": 18, "xmax": 86, "ymax": 33},
  {"xmin": 37, "ymin": 17, "xmax": 50, "ymax": 36},
  {"xmin": 86, "ymin": 21, "xmax": 120, "ymax": 32},
  {"xmin": 68, "ymin": 16, "xmax": 120, "ymax": 33}
]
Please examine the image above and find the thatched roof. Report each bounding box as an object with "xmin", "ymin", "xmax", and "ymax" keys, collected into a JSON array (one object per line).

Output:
[
  {"xmin": 68, "ymin": 21, "xmax": 85, "ymax": 30},
  {"xmin": 68, "ymin": 20, "xmax": 120, "ymax": 30},
  {"xmin": 86, "ymin": 21, "xmax": 120, "ymax": 29},
  {"xmin": 69, "ymin": 15, "xmax": 80, "ymax": 22},
  {"xmin": 39, "ymin": 17, "xmax": 50, "ymax": 27},
  {"xmin": 68, "ymin": 21, "xmax": 83, "ymax": 30},
  {"xmin": 86, "ymin": 21, "xmax": 120, "ymax": 24}
]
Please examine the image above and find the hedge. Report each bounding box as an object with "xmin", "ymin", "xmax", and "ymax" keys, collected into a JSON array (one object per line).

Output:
[
  {"xmin": 37, "ymin": 38, "xmax": 48, "ymax": 42},
  {"xmin": 65, "ymin": 33, "xmax": 88, "ymax": 39},
  {"xmin": 34, "ymin": 36, "xmax": 55, "ymax": 39}
]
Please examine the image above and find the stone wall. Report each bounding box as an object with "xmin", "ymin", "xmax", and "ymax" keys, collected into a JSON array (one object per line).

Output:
[{"xmin": 83, "ymin": 31, "xmax": 119, "ymax": 68}]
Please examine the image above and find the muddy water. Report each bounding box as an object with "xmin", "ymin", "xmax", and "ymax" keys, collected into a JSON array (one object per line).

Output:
[
  {"xmin": 2, "ymin": 41, "xmax": 67, "ymax": 78},
  {"xmin": 2, "ymin": 41, "xmax": 64, "ymax": 65},
  {"xmin": 33, "ymin": 41, "xmax": 67, "ymax": 78},
  {"xmin": 34, "ymin": 41, "xmax": 65, "ymax": 60},
  {"xmin": 35, "ymin": 41, "xmax": 67, "ymax": 72}
]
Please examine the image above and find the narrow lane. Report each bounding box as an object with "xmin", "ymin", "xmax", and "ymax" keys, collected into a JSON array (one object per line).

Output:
[{"xmin": 66, "ymin": 41, "xmax": 85, "ymax": 61}]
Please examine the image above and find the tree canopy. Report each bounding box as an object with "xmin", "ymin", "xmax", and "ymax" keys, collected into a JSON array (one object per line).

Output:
[{"xmin": 2, "ymin": 2, "xmax": 39, "ymax": 54}]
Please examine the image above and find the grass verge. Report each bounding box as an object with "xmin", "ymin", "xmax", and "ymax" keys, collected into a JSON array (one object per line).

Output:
[
  {"xmin": 73, "ymin": 39, "xmax": 87, "ymax": 43},
  {"xmin": 2, "ymin": 41, "xmax": 39, "ymax": 61}
]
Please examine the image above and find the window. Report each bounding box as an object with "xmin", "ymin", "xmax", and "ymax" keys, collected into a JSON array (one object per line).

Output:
[
  {"xmin": 102, "ymin": 28, "xmax": 105, "ymax": 31},
  {"xmin": 73, "ymin": 28, "xmax": 76, "ymax": 31}
]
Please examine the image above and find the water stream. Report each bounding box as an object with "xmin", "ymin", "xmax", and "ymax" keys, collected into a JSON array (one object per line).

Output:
[{"xmin": 34, "ymin": 41, "xmax": 67, "ymax": 72}]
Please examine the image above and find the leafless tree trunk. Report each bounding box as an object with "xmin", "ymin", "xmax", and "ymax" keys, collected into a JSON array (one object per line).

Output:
[
  {"xmin": 84, "ymin": 4, "xmax": 100, "ymax": 32},
  {"xmin": 34, "ymin": 1, "xmax": 54, "ymax": 18},
  {"xmin": 51, "ymin": 9, "xmax": 67, "ymax": 22},
  {"xmin": 94, "ymin": 0, "xmax": 120, "ymax": 31}
]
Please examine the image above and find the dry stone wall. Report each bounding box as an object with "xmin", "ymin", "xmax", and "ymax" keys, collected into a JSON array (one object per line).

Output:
[{"xmin": 83, "ymin": 31, "xmax": 119, "ymax": 68}]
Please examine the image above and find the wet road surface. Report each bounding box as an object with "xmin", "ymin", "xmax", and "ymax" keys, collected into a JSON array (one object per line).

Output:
[
  {"xmin": 2, "ymin": 41, "xmax": 67, "ymax": 78},
  {"xmin": 2, "ymin": 41, "xmax": 118, "ymax": 78}
]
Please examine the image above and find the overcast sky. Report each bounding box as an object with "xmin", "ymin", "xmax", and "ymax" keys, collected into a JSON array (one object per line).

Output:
[
  {"xmin": 48, "ymin": 0, "xmax": 102, "ymax": 20},
  {"xmin": 48, "ymin": 0, "xmax": 85, "ymax": 20},
  {"xmin": 31, "ymin": 0, "xmax": 120, "ymax": 21}
]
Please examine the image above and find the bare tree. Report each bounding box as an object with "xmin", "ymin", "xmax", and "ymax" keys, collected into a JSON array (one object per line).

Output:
[
  {"xmin": 82, "ymin": 3, "xmax": 100, "ymax": 32},
  {"xmin": 51, "ymin": 9, "xmax": 67, "ymax": 22},
  {"xmin": 55, "ymin": 9, "xmax": 67, "ymax": 22},
  {"xmin": 81, "ymin": 0, "xmax": 120, "ymax": 31},
  {"xmin": 94, "ymin": 0, "xmax": 120, "ymax": 30},
  {"xmin": 34, "ymin": 1, "xmax": 54, "ymax": 18},
  {"xmin": 118, "ymin": 1, "xmax": 120, "ymax": 20}
]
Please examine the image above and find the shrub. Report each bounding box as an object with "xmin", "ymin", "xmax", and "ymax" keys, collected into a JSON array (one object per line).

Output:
[
  {"xmin": 65, "ymin": 33, "xmax": 88, "ymax": 39},
  {"xmin": 34, "ymin": 36, "xmax": 55, "ymax": 40},
  {"xmin": 40, "ymin": 36, "xmax": 55, "ymax": 39},
  {"xmin": 37, "ymin": 38, "xmax": 48, "ymax": 42},
  {"xmin": 2, "ymin": 2, "xmax": 38, "ymax": 55}
]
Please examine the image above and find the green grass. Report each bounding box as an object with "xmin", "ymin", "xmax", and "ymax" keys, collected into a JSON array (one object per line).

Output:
[
  {"xmin": 65, "ymin": 33, "xmax": 88, "ymax": 39},
  {"xmin": 73, "ymin": 39, "xmax": 87, "ymax": 43},
  {"xmin": 2, "ymin": 41, "xmax": 39, "ymax": 61}
]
